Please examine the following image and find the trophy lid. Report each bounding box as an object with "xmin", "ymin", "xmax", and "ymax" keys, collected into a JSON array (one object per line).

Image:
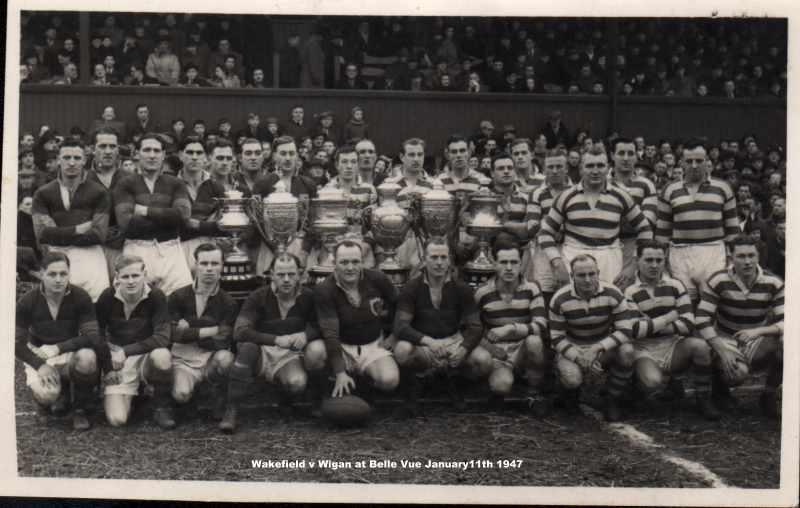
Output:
[
  {"xmin": 224, "ymin": 189, "xmax": 244, "ymax": 199},
  {"xmin": 315, "ymin": 186, "xmax": 347, "ymax": 201},
  {"xmin": 422, "ymin": 178, "xmax": 455, "ymax": 202},
  {"xmin": 264, "ymin": 179, "xmax": 298, "ymax": 205}
]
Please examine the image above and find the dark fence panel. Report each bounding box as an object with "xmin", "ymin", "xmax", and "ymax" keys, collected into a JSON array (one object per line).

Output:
[{"xmin": 19, "ymin": 86, "xmax": 785, "ymax": 154}]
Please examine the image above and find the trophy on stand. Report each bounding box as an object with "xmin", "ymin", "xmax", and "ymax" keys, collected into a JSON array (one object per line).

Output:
[
  {"xmin": 215, "ymin": 189, "xmax": 257, "ymax": 281},
  {"xmin": 307, "ymin": 187, "xmax": 349, "ymax": 284},
  {"xmin": 419, "ymin": 179, "xmax": 458, "ymax": 242},
  {"xmin": 462, "ymin": 188, "xmax": 503, "ymax": 288},
  {"xmin": 263, "ymin": 180, "xmax": 300, "ymax": 255},
  {"xmin": 369, "ymin": 182, "xmax": 413, "ymax": 286}
]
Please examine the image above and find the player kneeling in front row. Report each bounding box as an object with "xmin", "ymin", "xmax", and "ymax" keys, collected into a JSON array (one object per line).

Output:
[
  {"xmin": 696, "ymin": 235, "xmax": 784, "ymax": 418},
  {"xmin": 550, "ymin": 255, "xmax": 635, "ymax": 421},
  {"xmin": 314, "ymin": 240, "xmax": 400, "ymax": 402},
  {"xmin": 625, "ymin": 240, "xmax": 720, "ymax": 420},
  {"xmin": 475, "ymin": 240, "xmax": 550, "ymax": 414},
  {"xmin": 168, "ymin": 243, "xmax": 236, "ymax": 423},
  {"xmin": 220, "ymin": 253, "xmax": 326, "ymax": 433},
  {"xmin": 16, "ymin": 252, "xmax": 109, "ymax": 430},
  {"xmin": 96, "ymin": 254, "xmax": 176, "ymax": 429},
  {"xmin": 393, "ymin": 238, "xmax": 492, "ymax": 416}
]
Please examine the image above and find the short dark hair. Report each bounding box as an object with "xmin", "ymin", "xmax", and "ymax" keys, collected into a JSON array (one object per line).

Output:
[
  {"xmin": 334, "ymin": 144, "xmax": 357, "ymax": 165},
  {"xmin": 334, "ymin": 240, "xmax": 363, "ymax": 259},
  {"xmin": 193, "ymin": 242, "xmax": 222, "ymax": 260},
  {"xmin": 682, "ymin": 139, "xmax": 708, "ymax": 154},
  {"xmin": 211, "ymin": 138, "xmax": 234, "ymax": 152},
  {"xmin": 636, "ymin": 239, "xmax": 668, "ymax": 258},
  {"xmin": 491, "ymin": 153, "xmax": 514, "ymax": 168},
  {"xmin": 272, "ymin": 135, "xmax": 296, "ymax": 151},
  {"xmin": 179, "ymin": 135, "xmax": 206, "ymax": 152},
  {"xmin": 92, "ymin": 127, "xmax": 120, "ymax": 145},
  {"xmin": 401, "ymin": 137, "xmax": 425, "ymax": 154},
  {"xmin": 135, "ymin": 103, "xmax": 149, "ymax": 112},
  {"xmin": 509, "ymin": 138, "xmax": 533, "ymax": 151},
  {"xmin": 445, "ymin": 134, "xmax": 469, "ymax": 151},
  {"xmin": 492, "ymin": 234, "xmax": 521, "ymax": 258},
  {"xmin": 611, "ymin": 137, "xmax": 635, "ymax": 153},
  {"xmin": 59, "ymin": 138, "xmax": 85, "ymax": 151},
  {"xmin": 41, "ymin": 251, "xmax": 70, "ymax": 271},
  {"xmin": 729, "ymin": 234, "xmax": 758, "ymax": 253},
  {"xmin": 269, "ymin": 252, "xmax": 303, "ymax": 272},
  {"xmin": 137, "ymin": 132, "xmax": 165, "ymax": 150},
  {"xmin": 423, "ymin": 237, "xmax": 451, "ymax": 256}
]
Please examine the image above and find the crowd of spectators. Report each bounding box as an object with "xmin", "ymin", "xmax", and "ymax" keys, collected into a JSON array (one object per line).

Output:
[
  {"xmin": 20, "ymin": 13, "xmax": 786, "ymax": 97},
  {"xmin": 17, "ymin": 100, "xmax": 787, "ymax": 283}
]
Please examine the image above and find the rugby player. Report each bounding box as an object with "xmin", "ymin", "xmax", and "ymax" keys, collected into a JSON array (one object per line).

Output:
[
  {"xmin": 393, "ymin": 238, "xmax": 492, "ymax": 414},
  {"xmin": 610, "ymin": 138, "xmax": 658, "ymax": 290},
  {"xmin": 655, "ymin": 140, "xmax": 740, "ymax": 305},
  {"xmin": 235, "ymin": 138, "xmax": 267, "ymax": 196},
  {"xmin": 695, "ymin": 235, "xmax": 784, "ymax": 417},
  {"xmin": 96, "ymin": 254, "xmax": 175, "ymax": 429},
  {"xmin": 625, "ymin": 240, "xmax": 720, "ymax": 420},
  {"xmin": 538, "ymin": 145, "xmax": 652, "ymax": 288},
  {"xmin": 549, "ymin": 255, "xmax": 635, "ymax": 421},
  {"xmin": 509, "ymin": 138, "xmax": 545, "ymax": 194},
  {"xmin": 114, "ymin": 133, "xmax": 193, "ymax": 296},
  {"xmin": 475, "ymin": 240, "xmax": 550, "ymax": 414},
  {"xmin": 488, "ymin": 153, "xmax": 537, "ymax": 248},
  {"xmin": 168, "ymin": 243, "xmax": 236, "ymax": 422},
  {"xmin": 15, "ymin": 252, "xmax": 109, "ymax": 430},
  {"xmin": 32, "ymin": 139, "xmax": 111, "ymax": 301},
  {"xmin": 314, "ymin": 240, "xmax": 400, "ymax": 399},
  {"xmin": 526, "ymin": 148, "xmax": 572, "ymax": 304},
  {"xmin": 393, "ymin": 138, "xmax": 433, "ymax": 270},
  {"xmin": 222, "ymin": 253, "xmax": 326, "ymax": 433}
]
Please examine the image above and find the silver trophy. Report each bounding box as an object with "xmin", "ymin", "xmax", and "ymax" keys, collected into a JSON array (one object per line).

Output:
[
  {"xmin": 263, "ymin": 180, "xmax": 300, "ymax": 255},
  {"xmin": 308, "ymin": 186, "xmax": 349, "ymax": 283},
  {"xmin": 462, "ymin": 188, "xmax": 503, "ymax": 287},
  {"xmin": 370, "ymin": 182, "xmax": 413, "ymax": 285},
  {"xmin": 419, "ymin": 179, "xmax": 458, "ymax": 241},
  {"xmin": 215, "ymin": 189, "xmax": 257, "ymax": 280}
]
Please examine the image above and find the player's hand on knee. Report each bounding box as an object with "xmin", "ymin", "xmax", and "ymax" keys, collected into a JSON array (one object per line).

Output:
[
  {"xmin": 288, "ymin": 333, "xmax": 307, "ymax": 351},
  {"xmin": 733, "ymin": 329, "xmax": 760, "ymax": 345},
  {"xmin": 105, "ymin": 370, "xmax": 122, "ymax": 385},
  {"xmin": 332, "ymin": 372, "xmax": 355, "ymax": 398},
  {"xmin": 716, "ymin": 347, "xmax": 741, "ymax": 382},
  {"xmin": 450, "ymin": 345, "xmax": 468, "ymax": 365},
  {"xmin": 38, "ymin": 364, "xmax": 60, "ymax": 388},
  {"xmin": 110, "ymin": 348, "xmax": 126, "ymax": 370},
  {"xmin": 421, "ymin": 336, "xmax": 446, "ymax": 356},
  {"xmin": 275, "ymin": 335, "xmax": 292, "ymax": 349}
]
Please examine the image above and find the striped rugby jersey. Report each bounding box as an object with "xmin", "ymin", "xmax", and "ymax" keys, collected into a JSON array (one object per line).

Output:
[
  {"xmin": 610, "ymin": 172, "xmax": 658, "ymax": 233},
  {"xmin": 655, "ymin": 177, "xmax": 739, "ymax": 245},
  {"xmin": 489, "ymin": 183, "xmax": 536, "ymax": 224},
  {"xmin": 439, "ymin": 169, "xmax": 490, "ymax": 197},
  {"xmin": 537, "ymin": 182, "xmax": 652, "ymax": 260},
  {"xmin": 395, "ymin": 177, "xmax": 433, "ymax": 208},
  {"xmin": 475, "ymin": 277, "xmax": 548, "ymax": 338},
  {"xmin": 624, "ymin": 275, "xmax": 694, "ymax": 339},
  {"xmin": 516, "ymin": 172, "xmax": 545, "ymax": 194},
  {"xmin": 549, "ymin": 282, "xmax": 634, "ymax": 360},
  {"xmin": 529, "ymin": 183, "xmax": 570, "ymax": 236},
  {"xmin": 696, "ymin": 266, "xmax": 784, "ymax": 337}
]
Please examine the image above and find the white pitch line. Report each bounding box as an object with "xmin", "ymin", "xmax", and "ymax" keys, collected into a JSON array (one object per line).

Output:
[{"xmin": 580, "ymin": 404, "xmax": 731, "ymax": 488}]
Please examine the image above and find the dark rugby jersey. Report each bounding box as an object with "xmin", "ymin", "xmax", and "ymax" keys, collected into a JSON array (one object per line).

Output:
[
  {"xmin": 234, "ymin": 285, "xmax": 319, "ymax": 346},
  {"xmin": 15, "ymin": 284, "xmax": 108, "ymax": 370},
  {"xmin": 314, "ymin": 269, "xmax": 397, "ymax": 373},
  {"xmin": 395, "ymin": 272, "xmax": 482, "ymax": 350},
  {"xmin": 624, "ymin": 275, "xmax": 694, "ymax": 339},
  {"xmin": 32, "ymin": 177, "xmax": 110, "ymax": 247},
  {"xmin": 655, "ymin": 177, "xmax": 739, "ymax": 245},
  {"xmin": 549, "ymin": 282, "xmax": 634, "ymax": 361},
  {"xmin": 114, "ymin": 173, "xmax": 191, "ymax": 242},
  {"xmin": 182, "ymin": 178, "xmax": 225, "ymax": 241},
  {"xmin": 95, "ymin": 285, "xmax": 171, "ymax": 356},
  {"xmin": 475, "ymin": 277, "xmax": 548, "ymax": 338},
  {"xmin": 87, "ymin": 167, "xmax": 127, "ymax": 249},
  {"xmin": 538, "ymin": 182, "xmax": 652, "ymax": 259},
  {"xmin": 168, "ymin": 283, "xmax": 237, "ymax": 344},
  {"xmin": 696, "ymin": 266, "xmax": 784, "ymax": 337}
]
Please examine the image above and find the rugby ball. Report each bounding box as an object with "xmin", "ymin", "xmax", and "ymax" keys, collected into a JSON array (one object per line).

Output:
[{"xmin": 321, "ymin": 395, "xmax": 372, "ymax": 426}]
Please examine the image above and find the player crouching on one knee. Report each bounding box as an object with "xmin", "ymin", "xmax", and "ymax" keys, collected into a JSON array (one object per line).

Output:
[
  {"xmin": 96, "ymin": 254, "xmax": 176, "ymax": 429},
  {"xmin": 393, "ymin": 238, "xmax": 492, "ymax": 416},
  {"xmin": 167, "ymin": 243, "xmax": 236, "ymax": 424},
  {"xmin": 474, "ymin": 240, "xmax": 550, "ymax": 415},
  {"xmin": 624, "ymin": 240, "xmax": 720, "ymax": 420},
  {"xmin": 220, "ymin": 253, "xmax": 326, "ymax": 433},
  {"xmin": 15, "ymin": 252, "xmax": 109, "ymax": 430},
  {"xmin": 695, "ymin": 235, "xmax": 784, "ymax": 418},
  {"xmin": 313, "ymin": 240, "xmax": 401, "ymax": 401},
  {"xmin": 549, "ymin": 254, "xmax": 636, "ymax": 422}
]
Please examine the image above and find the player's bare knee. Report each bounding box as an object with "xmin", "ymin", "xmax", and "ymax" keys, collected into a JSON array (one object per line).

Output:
[
  {"xmin": 489, "ymin": 369, "xmax": 514, "ymax": 395},
  {"xmin": 558, "ymin": 361, "xmax": 583, "ymax": 389},
  {"xmin": 105, "ymin": 404, "xmax": 130, "ymax": 427},
  {"xmin": 469, "ymin": 347, "xmax": 493, "ymax": 377},
  {"xmin": 33, "ymin": 385, "xmax": 61, "ymax": 406},
  {"xmin": 212, "ymin": 350, "xmax": 234, "ymax": 373},
  {"xmin": 372, "ymin": 369, "xmax": 400, "ymax": 392},
  {"xmin": 637, "ymin": 364, "xmax": 664, "ymax": 391},
  {"xmin": 172, "ymin": 384, "xmax": 193, "ymax": 404},
  {"xmin": 616, "ymin": 343, "xmax": 635, "ymax": 368},
  {"xmin": 303, "ymin": 340, "xmax": 327, "ymax": 371},
  {"xmin": 525, "ymin": 335, "xmax": 544, "ymax": 357},
  {"xmin": 688, "ymin": 338, "xmax": 712, "ymax": 366},
  {"xmin": 283, "ymin": 373, "xmax": 307, "ymax": 394},
  {"xmin": 73, "ymin": 348, "xmax": 97, "ymax": 374},
  {"xmin": 393, "ymin": 340, "xmax": 415, "ymax": 366},
  {"xmin": 148, "ymin": 348, "xmax": 172, "ymax": 371}
]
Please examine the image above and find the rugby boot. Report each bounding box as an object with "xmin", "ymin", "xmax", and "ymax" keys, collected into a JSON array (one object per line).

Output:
[
  {"xmin": 210, "ymin": 382, "xmax": 227, "ymax": 420},
  {"xmin": 218, "ymin": 406, "xmax": 238, "ymax": 434},
  {"xmin": 395, "ymin": 369, "xmax": 422, "ymax": 419},
  {"xmin": 153, "ymin": 406, "xmax": 176, "ymax": 430},
  {"xmin": 50, "ymin": 388, "xmax": 71, "ymax": 417},
  {"xmin": 487, "ymin": 393, "xmax": 506, "ymax": 413},
  {"xmin": 72, "ymin": 408, "xmax": 91, "ymax": 431},
  {"xmin": 444, "ymin": 373, "xmax": 467, "ymax": 411},
  {"xmin": 759, "ymin": 390, "xmax": 779, "ymax": 419},
  {"xmin": 556, "ymin": 388, "xmax": 581, "ymax": 415},
  {"xmin": 603, "ymin": 396, "xmax": 623, "ymax": 422},
  {"xmin": 695, "ymin": 395, "xmax": 722, "ymax": 421},
  {"xmin": 661, "ymin": 377, "xmax": 686, "ymax": 402},
  {"xmin": 526, "ymin": 392, "xmax": 552, "ymax": 418},
  {"xmin": 711, "ymin": 371, "xmax": 738, "ymax": 411},
  {"xmin": 307, "ymin": 371, "xmax": 329, "ymax": 419}
]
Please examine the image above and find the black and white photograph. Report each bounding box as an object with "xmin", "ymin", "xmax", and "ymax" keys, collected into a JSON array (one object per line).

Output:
[{"xmin": 1, "ymin": 1, "xmax": 798, "ymax": 505}]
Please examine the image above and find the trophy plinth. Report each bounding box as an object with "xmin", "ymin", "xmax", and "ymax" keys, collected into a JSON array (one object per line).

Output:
[
  {"xmin": 462, "ymin": 190, "xmax": 503, "ymax": 288},
  {"xmin": 308, "ymin": 187, "xmax": 349, "ymax": 285},
  {"xmin": 371, "ymin": 182, "xmax": 412, "ymax": 286},
  {"xmin": 215, "ymin": 190, "xmax": 256, "ymax": 282}
]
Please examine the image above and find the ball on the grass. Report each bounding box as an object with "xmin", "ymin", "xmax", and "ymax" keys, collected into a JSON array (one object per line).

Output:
[{"xmin": 321, "ymin": 395, "xmax": 372, "ymax": 426}]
